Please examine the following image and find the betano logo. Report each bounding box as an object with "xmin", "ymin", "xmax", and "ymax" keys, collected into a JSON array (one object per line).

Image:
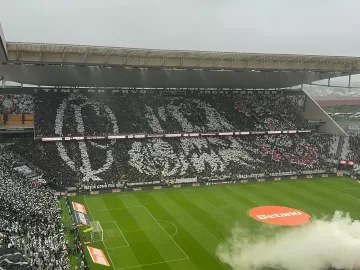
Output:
[{"xmin": 248, "ymin": 206, "xmax": 311, "ymax": 226}]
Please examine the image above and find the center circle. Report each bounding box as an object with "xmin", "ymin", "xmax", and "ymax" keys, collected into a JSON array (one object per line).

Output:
[{"xmin": 248, "ymin": 206, "xmax": 311, "ymax": 226}]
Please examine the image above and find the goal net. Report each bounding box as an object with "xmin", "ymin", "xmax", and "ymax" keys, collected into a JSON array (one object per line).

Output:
[{"xmin": 90, "ymin": 221, "xmax": 103, "ymax": 243}]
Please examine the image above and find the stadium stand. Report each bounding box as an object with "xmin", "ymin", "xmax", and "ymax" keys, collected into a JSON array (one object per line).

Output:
[
  {"xmin": 7, "ymin": 133, "xmax": 338, "ymax": 188},
  {"xmin": 340, "ymin": 134, "xmax": 360, "ymax": 173},
  {"xmin": 341, "ymin": 135, "xmax": 360, "ymax": 163},
  {"xmin": 0, "ymin": 19, "xmax": 355, "ymax": 267},
  {"xmin": 34, "ymin": 91, "xmax": 310, "ymax": 137},
  {"xmin": 0, "ymin": 94, "xmax": 33, "ymax": 114},
  {"xmin": 0, "ymin": 90, "xmax": 346, "ymax": 270},
  {"xmin": 0, "ymin": 150, "xmax": 70, "ymax": 269},
  {"xmin": 0, "ymin": 247, "xmax": 27, "ymax": 269}
]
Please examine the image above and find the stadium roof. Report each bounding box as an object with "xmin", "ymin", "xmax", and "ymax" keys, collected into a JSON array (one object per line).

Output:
[
  {"xmin": 0, "ymin": 25, "xmax": 7, "ymax": 62},
  {"xmin": 0, "ymin": 23, "xmax": 359, "ymax": 88},
  {"xmin": 4, "ymin": 41, "xmax": 360, "ymax": 72}
]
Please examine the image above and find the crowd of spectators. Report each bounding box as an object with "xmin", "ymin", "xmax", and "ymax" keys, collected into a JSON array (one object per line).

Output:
[
  {"xmin": 7, "ymin": 132, "xmax": 339, "ymax": 188},
  {"xmin": 0, "ymin": 247, "xmax": 27, "ymax": 269},
  {"xmin": 341, "ymin": 134, "xmax": 360, "ymax": 163},
  {"xmin": 0, "ymin": 94, "xmax": 33, "ymax": 114},
  {"xmin": 0, "ymin": 132, "xmax": 344, "ymax": 268},
  {"xmin": 34, "ymin": 91, "xmax": 310, "ymax": 137},
  {"xmin": 340, "ymin": 134, "xmax": 360, "ymax": 172},
  {"xmin": 0, "ymin": 150, "xmax": 70, "ymax": 269},
  {"xmin": 0, "ymin": 90, "xmax": 346, "ymax": 270}
]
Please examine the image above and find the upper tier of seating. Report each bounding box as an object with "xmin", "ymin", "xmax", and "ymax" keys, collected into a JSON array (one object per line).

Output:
[{"xmin": 34, "ymin": 91, "xmax": 309, "ymax": 137}]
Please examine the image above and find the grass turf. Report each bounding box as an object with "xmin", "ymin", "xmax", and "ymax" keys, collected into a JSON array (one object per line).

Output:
[
  {"xmin": 69, "ymin": 177, "xmax": 360, "ymax": 270},
  {"xmin": 58, "ymin": 198, "xmax": 84, "ymax": 268}
]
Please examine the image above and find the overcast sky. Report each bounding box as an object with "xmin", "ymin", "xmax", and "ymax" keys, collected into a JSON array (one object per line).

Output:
[{"xmin": 1, "ymin": 0, "xmax": 360, "ymax": 56}]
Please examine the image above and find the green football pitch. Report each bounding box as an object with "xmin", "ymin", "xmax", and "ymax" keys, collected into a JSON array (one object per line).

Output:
[{"xmin": 70, "ymin": 177, "xmax": 360, "ymax": 270}]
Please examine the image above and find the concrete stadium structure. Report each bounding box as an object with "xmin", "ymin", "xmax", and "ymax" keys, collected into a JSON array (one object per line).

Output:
[{"xmin": 0, "ymin": 23, "xmax": 355, "ymax": 136}]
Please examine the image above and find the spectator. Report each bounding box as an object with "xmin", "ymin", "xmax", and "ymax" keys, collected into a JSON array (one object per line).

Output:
[
  {"xmin": 34, "ymin": 91, "xmax": 310, "ymax": 137},
  {"xmin": 0, "ymin": 150, "xmax": 70, "ymax": 269},
  {"xmin": 7, "ymin": 133, "xmax": 338, "ymax": 188}
]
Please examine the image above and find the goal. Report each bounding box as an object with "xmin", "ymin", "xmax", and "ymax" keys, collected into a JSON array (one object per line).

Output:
[{"xmin": 90, "ymin": 221, "xmax": 104, "ymax": 242}]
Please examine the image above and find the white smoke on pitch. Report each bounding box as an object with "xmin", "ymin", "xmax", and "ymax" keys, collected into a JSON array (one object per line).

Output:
[{"xmin": 216, "ymin": 211, "xmax": 360, "ymax": 270}]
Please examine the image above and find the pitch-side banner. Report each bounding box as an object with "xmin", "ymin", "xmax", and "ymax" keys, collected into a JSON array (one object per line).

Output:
[
  {"xmin": 74, "ymin": 211, "xmax": 90, "ymax": 226},
  {"xmin": 269, "ymin": 171, "xmax": 296, "ymax": 177},
  {"xmin": 72, "ymin": 202, "xmax": 87, "ymax": 214},
  {"xmin": 40, "ymin": 129, "xmax": 312, "ymax": 141},
  {"xmin": 87, "ymin": 246, "xmax": 110, "ymax": 267},
  {"xmin": 175, "ymin": 177, "xmax": 197, "ymax": 183},
  {"xmin": 237, "ymin": 173, "xmax": 265, "ymax": 179}
]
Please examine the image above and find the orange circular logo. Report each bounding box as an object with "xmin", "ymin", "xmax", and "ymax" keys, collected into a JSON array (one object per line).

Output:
[{"xmin": 248, "ymin": 206, "xmax": 311, "ymax": 226}]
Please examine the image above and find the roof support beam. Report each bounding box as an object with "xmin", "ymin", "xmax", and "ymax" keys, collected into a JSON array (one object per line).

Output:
[
  {"xmin": 62, "ymin": 47, "xmax": 66, "ymax": 63},
  {"xmin": 215, "ymin": 56, "xmax": 227, "ymax": 67},
  {"xmin": 39, "ymin": 45, "xmax": 43, "ymax": 62},
  {"xmin": 179, "ymin": 53, "xmax": 191, "ymax": 66},
  {"xmin": 83, "ymin": 51, "xmax": 89, "ymax": 63},
  {"xmin": 143, "ymin": 53, "xmax": 152, "ymax": 65},
  {"xmin": 102, "ymin": 51, "xmax": 111, "ymax": 65},
  {"xmin": 315, "ymin": 57, "xmax": 327, "ymax": 64},
  {"xmin": 300, "ymin": 56, "xmax": 314, "ymax": 63},
  {"xmin": 197, "ymin": 58, "xmax": 205, "ymax": 68},
  {"xmin": 123, "ymin": 52, "xmax": 132, "ymax": 65},
  {"xmin": 161, "ymin": 57, "xmax": 168, "ymax": 67},
  {"xmin": 16, "ymin": 44, "xmax": 19, "ymax": 61}
]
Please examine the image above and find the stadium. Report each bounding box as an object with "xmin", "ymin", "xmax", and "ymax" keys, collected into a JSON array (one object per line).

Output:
[{"xmin": 1, "ymin": 19, "xmax": 360, "ymax": 270}]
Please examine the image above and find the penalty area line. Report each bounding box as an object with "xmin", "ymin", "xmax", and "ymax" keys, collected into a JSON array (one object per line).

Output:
[
  {"xmin": 335, "ymin": 190, "xmax": 360, "ymax": 203},
  {"xmin": 156, "ymin": 219, "xmax": 178, "ymax": 238},
  {"xmin": 141, "ymin": 206, "xmax": 189, "ymax": 260},
  {"xmin": 83, "ymin": 195, "xmax": 116, "ymax": 270},
  {"xmin": 226, "ymin": 187, "xmax": 261, "ymax": 206},
  {"xmin": 93, "ymin": 205, "xmax": 144, "ymax": 212},
  {"xmin": 115, "ymin": 257, "xmax": 189, "ymax": 270},
  {"xmin": 335, "ymin": 187, "xmax": 360, "ymax": 191},
  {"xmin": 101, "ymin": 221, "xmax": 130, "ymax": 248},
  {"xmin": 336, "ymin": 178, "xmax": 360, "ymax": 185}
]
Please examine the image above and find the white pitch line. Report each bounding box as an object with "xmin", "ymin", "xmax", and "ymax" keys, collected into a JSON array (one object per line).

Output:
[
  {"xmin": 84, "ymin": 193, "xmax": 136, "ymax": 200},
  {"xmin": 94, "ymin": 205, "xmax": 143, "ymax": 212},
  {"xmin": 83, "ymin": 196, "xmax": 116, "ymax": 270},
  {"xmin": 103, "ymin": 221, "xmax": 130, "ymax": 248},
  {"xmin": 106, "ymin": 245, "xmax": 129, "ymax": 250},
  {"xmin": 141, "ymin": 206, "xmax": 189, "ymax": 260},
  {"xmin": 339, "ymin": 178, "xmax": 360, "ymax": 185},
  {"xmin": 226, "ymin": 187, "xmax": 261, "ymax": 206},
  {"xmin": 113, "ymin": 221, "xmax": 129, "ymax": 247},
  {"xmin": 335, "ymin": 190, "xmax": 360, "ymax": 203},
  {"xmin": 115, "ymin": 257, "xmax": 189, "ymax": 270},
  {"xmin": 156, "ymin": 219, "xmax": 178, "ymax": 238},
  {"xmin": 177, "ymin": 179, "xmax": 350, "ymax": 190},
  {"xmin": 335, "ymin": 187, "xmax": 360, "ymax": 191}
]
